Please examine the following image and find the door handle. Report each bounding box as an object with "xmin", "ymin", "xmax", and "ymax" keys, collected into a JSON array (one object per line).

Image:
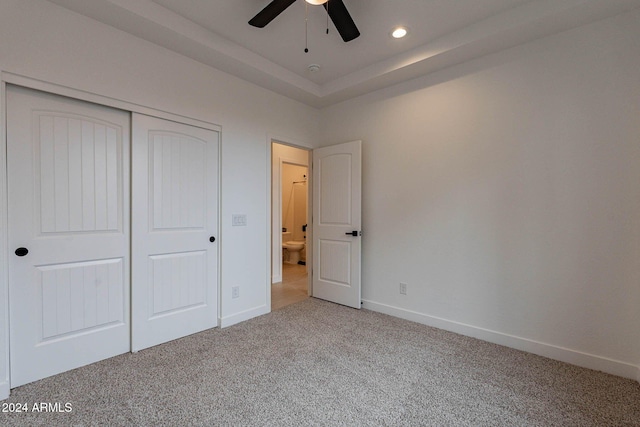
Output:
[
  {"xmin": 209, "ymin": 236, "xmax": 216, "ymax": 243},
  {"xmin": 15, "ymin": 247, "xmax": 29, "ymax": 257},
  {"xmin": 345, "ymin": 231, "xmax": 359, "ymax": 236}
]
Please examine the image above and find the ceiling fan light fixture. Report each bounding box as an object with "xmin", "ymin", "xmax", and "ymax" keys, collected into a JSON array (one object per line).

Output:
[
  {"xmin": 391, "ymin": 26, "xmax": 408, "ymax": 39},
  {"xmin": 249, "ymin": 0, "xmax": 360, "ymax": 42}
]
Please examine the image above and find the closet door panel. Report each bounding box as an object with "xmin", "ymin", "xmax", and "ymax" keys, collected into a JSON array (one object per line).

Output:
[{"xmin": 7, "ymin": 85, "xmax": 131, "ymax": 387}]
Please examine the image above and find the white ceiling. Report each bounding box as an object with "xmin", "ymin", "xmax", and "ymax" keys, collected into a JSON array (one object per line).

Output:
[
  {"xmin": 151, "ymin": 0, "xmax": 532, "ymax": 85},
  {"xmin": 47, "ymin": 0, "xmax": 640, "ymax": 107}
]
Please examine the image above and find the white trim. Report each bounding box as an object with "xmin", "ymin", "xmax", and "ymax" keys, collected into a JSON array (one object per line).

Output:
[
  {"xmin": 216, "ymin": 124, "xmax": 223, "ymax": 328},
  {"xmin": 266, "ymin": 140, "xmax": 273, "ymax": 309},
  {"xmin": 0, "ymin": 79, "xmax": 10, "ymax": 400},
  {"xmin": 1, "ymin": 72, "xmax": 221, "ymax": 133},
  {"xmin": 274, "ymin": 156, "xmax": 282, "ymax": 282},
  {"xmin": 305, "ymin": 149, "xmax": 313, "ymax": 297},
  {"xmin": 220, "ymin": 305, "xmax": 270, "ymax": 328},
  {"xmin": 363, "ymin": 299, "xmax": 640, "ymax": 382}
]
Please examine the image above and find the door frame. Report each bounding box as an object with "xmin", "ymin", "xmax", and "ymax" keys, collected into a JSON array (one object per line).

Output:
[
  {"xmin": 0, "ymin": 76, "xmax": 9, "ymax": 399},
  {"xmin": 268, "ymin": 139, "xmax": 313, "ymax": 310},
  {"xmin": 0, "ymin": 72, "xmax": 222, "ymax": 398}
]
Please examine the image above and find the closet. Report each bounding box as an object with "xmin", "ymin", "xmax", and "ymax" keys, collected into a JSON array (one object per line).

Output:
[{"xmin": 6, "ymin": 85, "xmax": 219, "ymax": 387}]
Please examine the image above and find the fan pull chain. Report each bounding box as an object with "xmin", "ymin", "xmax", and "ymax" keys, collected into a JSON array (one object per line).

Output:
[
  {"xmin": 326, "ymin": 1, "xmax": 329, "ymax": 34},
  {"xmin": 304, "ymin": 2, "xmax": 309, "ymax": 53}
]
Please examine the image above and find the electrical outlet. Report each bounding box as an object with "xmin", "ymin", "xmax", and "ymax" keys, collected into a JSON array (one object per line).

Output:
[
  {"xmin": 232, "ymin": 286, "xmax": 240, "ymax": 299},
  {"xmin": 399, "ymin": 282, "xmax": 408, "ymax": 295}
]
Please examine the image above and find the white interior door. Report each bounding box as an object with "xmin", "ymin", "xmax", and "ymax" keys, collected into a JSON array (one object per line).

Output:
[
  {"xmin": 7, "ymin": 85, "xmax": 131, "ymax": 387},
  {"xmin": 131, "ymin": 113, "xmax": 219, "ymax": 352},
  {"xmin": 312, "ymin": 140, "xmax": 362, "ymax": 309}
]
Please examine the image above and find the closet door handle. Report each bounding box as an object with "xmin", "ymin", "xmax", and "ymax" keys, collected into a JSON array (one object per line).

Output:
[
  {"xmin": 15, "ymin": 247, "xmax": 29, "ymax": 257},
  {"xmin": 209, "ymin": 236, "xmax": 216, "ymax": 243},
  {"xmin": 345, "ymin": 231, "xmax": 359, "ymax": 236}
]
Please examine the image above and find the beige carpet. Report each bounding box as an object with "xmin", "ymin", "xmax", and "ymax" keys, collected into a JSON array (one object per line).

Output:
[{"xmin": 2, "ymin": 298, "xmax": 639, "ymax": 426}]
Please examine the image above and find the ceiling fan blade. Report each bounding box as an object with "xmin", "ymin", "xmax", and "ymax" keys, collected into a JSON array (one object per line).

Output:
[
  {"xmin": 249, "ymin": 0, "xmax": 297, "ymax": 28},
  {"xmin": 324, "ymin": 0, "xmax": 360, "ymax": 42}
]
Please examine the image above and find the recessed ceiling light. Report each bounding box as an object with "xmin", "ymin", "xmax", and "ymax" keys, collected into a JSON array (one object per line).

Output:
[
  {"xmin": 308, "ymin": 64, "xmax": 321, "ymax": 73},
  {"xmin": 305, "ymin": 0, "xmax": 328, "ymax": 5},
  {"xmin": 391, "ymin": 26, "xmax": 408, "ymax": 39}
]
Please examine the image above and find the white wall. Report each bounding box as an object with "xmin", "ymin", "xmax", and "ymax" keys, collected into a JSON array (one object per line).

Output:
[
  {"xmin": 320, "ymin": 10, "xmax": 640, "ymax": 380},
  {"xmin": 0, "ymin": 0, "xmax": 318, "ymax": 397}
]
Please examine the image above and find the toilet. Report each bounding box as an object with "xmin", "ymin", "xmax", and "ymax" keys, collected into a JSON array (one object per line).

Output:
[{"xmin": 282, "ymin": 232, "xmax": 305, "ymax": 265}]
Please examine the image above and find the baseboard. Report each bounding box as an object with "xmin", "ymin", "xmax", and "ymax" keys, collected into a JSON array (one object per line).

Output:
[
  {"xmin": 0, "ymin": 380, "xmax": 9, "ymax": 400},
  {"xmin": 362, "ymin": 300, "xmax": 639, "ymax": 382},
  {"xmin": 220, "ymin": 304, "xmax": 270, "ymax": 328},
  {"xmin": 272, "ymin": 275, "xmax": 282, "ymax": 284}
]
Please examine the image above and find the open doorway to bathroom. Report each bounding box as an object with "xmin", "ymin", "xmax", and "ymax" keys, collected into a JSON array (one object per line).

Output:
[{"xmin": 271, "ymin": 142, "xmax": 311, "ymax": 310}]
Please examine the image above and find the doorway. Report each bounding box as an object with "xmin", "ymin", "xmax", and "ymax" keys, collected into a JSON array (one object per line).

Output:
[{"xmin": 271, "ymin": 142, "xmax": 310, "ymax": 310}]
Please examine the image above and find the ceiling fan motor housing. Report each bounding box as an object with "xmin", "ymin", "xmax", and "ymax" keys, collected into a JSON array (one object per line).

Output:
[{"xmin": 249, "ymin": 0, "xmax": 360, "ymax": 42}]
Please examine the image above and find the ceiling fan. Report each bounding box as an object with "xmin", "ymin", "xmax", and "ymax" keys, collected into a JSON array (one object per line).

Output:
[{"xmin": 249, "ymin": 0, "xmax": 360, "ymax": 42}]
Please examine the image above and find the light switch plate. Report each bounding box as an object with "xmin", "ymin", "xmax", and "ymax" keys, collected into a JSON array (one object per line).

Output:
[{"xmin": 232, "ymin": 214, "xmax": 247, "ymax": 226}]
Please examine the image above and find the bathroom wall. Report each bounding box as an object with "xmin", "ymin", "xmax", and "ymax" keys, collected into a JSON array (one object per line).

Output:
[
  {"xmin": 293, "ymin": 182, "xmax": 308, "ymax": 243},
  {"xmin": 282, "ymin": 164, "xmax": 308, "ymax": 242}
]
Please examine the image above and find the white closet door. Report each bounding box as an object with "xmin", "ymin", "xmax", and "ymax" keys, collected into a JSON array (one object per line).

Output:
[
  {"xmin": 7, "ymin": 86, "xmax": 131, "ymax": 387},
  {"xmin": 131, "ymin": 114, "xmax": 219, "ymax": 352}
]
